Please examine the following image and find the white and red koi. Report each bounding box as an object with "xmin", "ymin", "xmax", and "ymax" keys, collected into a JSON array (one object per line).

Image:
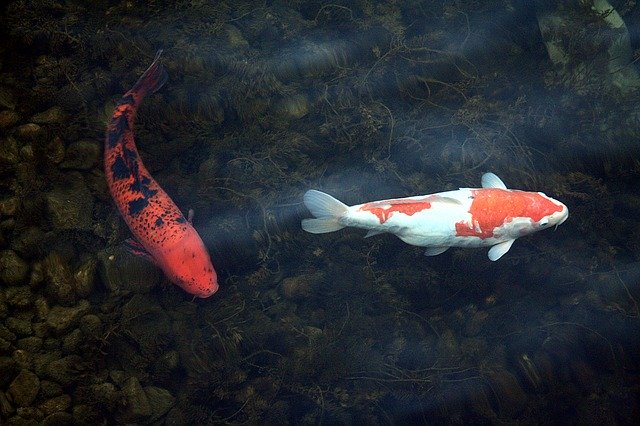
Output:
[
  {"xmin": 104, "ymin": 51, "xmax": 218, "ymax": 297},
  {"xmin": 302, "ymin": 173, "xmax": 568, "ymax": 260}
]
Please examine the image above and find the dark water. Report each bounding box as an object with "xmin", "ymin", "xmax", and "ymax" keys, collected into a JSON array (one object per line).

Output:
[{"xmin": 1, "ymin": 0, "xmax": 640, "ymax": 424}]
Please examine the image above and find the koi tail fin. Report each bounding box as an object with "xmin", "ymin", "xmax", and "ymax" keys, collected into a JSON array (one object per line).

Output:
[
  {"xmin": 131, "ymin": 50, "xmax": 168, "ymax": 97},
  {"xmin": 301, "ymin": 190, "xmax": 348, "ymax": 234}
]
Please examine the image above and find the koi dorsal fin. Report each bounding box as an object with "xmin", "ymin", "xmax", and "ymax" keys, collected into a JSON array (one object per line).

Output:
[{"xmin": 481, "ymin": 173, "xmax": 507, "ymax": 189}]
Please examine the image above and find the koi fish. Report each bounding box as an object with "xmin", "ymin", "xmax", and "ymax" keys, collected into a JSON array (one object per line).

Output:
[
  {"xmin": 104, "ymin": 51, "xmax": 218, "ymax": 297},
  {"xmin": 302, "ymin": 173, "xmax": 568, "ymax": 260}
]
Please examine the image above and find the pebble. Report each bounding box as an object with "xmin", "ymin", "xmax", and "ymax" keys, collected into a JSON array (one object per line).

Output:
[
  {"xmin": 38, "ymin": 394, "xmax": 71, "ymax": 416},
  {"xmin": 10, "ymin": 226, "xmax": 46, "ymax": 259},
  {"xmin": 145, "ymin": 386, "xmax": 175, "ymax": 421},
  {"xmin": 0, "ymin": 391, "xmax": 14, "ymax": 417},
  {"xmin": 45, "ymin": 173, "xmax": 93, "ymax": 231},
  {"xmin": 41, "ymin": 412, "xmax": 74, "ymax": 426},
  {"xmin": 59, "ymin": 139, "xmax": 100, "ymax": 170},
  {"xmin": 97, "ymin": 247, "xmax": 160, "ymax": 295},
  {"xmin": 46, "ymin": 300, "xmax": 90, "ymax": 333},
  {"xmin": 44, "ymin": 355, "xmax": 82, "ymax": 386},
  {"xmin": 0, "ymin": 136, "xmax": 19, "ymax": 168},
  {"xmin": 62, "ymin": 328, "xmax": 82, "ymax": 354},
  {"xmin": 14, "ymin": 123, "xmax": 45, "ymax": 141},
  {"xmin": 5, "ymin": 318, "xmax": 32, "ymax": 337},
  {"xmin": 0, "ymin": 249, "xmax": 29, "ymax": 285},
  {"xmin": 0, "ymin": 87, "xmax": 15, "ymax": 109},
  {"xmin": 73, "ymin": 258, "xmax": 97, "ymax": 298},
  {"xmin": 46, "ymin": 136, "xmax": 65, "ymax": 164},
  {"xmin": 0, "ymin": 196, "xmax": 18, "ymax": 216},
  {"xmin": 31, "ymin": 106, "xmax": 66, "ymax": 125},
  {"xmin": 39, "ymin": 380, "xmax": 63, "ymax": 398},
  {"xmin": 16, "ymin": 337, "xmax": 42, "ymax": 353},
  {"xmin": 0, "ymin": 110, "xmax": 19, "ymax": 129},
  {"xmin": 118, "ymin": 376, "xmax": 151, "ymax": 422},
  {"xmin": 79, "ymin": 314, "xmax": 102, "ymax": 339},
  {"xmin": 5, "ymin": 286, "xmax": 33, "ymax": 309},
  {"xmin": 8, "ymin": 369, "xmax": 40, "ymax": 407}
]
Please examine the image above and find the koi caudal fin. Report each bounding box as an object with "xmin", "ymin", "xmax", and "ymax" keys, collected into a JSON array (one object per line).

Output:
[{"xmin": 301, "ymin": 190, "xmax": 348, "ymax": 234}]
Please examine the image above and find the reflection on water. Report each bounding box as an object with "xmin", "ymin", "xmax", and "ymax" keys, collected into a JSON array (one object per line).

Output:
[{"xmin": 1, "ymin": 0, "xmax": 639, "ymax": 423}]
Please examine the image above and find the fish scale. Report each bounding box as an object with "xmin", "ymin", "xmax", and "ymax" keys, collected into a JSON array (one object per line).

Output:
[{"xmin": 104, "ymin": 51, "xmax": 218, "ymax": 298}]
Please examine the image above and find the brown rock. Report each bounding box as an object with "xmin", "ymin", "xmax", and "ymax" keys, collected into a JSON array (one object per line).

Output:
[
  {"xmin": 8, "ymin": 369, "xmax": 40, "ymax": 407},
  {"xmin": 0, "ymin": 110, "xmax": 19, "ymax": 129}
]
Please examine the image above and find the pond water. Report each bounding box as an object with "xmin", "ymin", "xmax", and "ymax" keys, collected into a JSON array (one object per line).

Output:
[{"xmin": 1, "ymin": 0, "xmax": 639, "ymax": 424}]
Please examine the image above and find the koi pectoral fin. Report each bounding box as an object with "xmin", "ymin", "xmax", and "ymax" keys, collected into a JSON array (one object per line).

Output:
[
  {"xmin": 124, "ymin": 238, "xmax": 158, "ymax": 266},
  {"xmin": 487, "ymin": 239, "xmax": 515, "ymax": 261}
]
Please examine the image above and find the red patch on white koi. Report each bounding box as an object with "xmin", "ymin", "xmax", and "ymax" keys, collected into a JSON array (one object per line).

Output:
[
  {"xmin": 455, "ymin": 189, "xmax": 563, "ymax": 239},
  {"xmin": 359, "ymin": 198, "xmax": 433, "ymax": 224}
]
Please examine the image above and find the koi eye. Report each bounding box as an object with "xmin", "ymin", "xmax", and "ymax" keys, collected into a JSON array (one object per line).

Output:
[{"xmin": 539, "ymin": 219, "xmax": 549, "ymax": 227}]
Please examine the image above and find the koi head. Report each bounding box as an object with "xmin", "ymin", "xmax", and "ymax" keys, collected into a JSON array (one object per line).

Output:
[
  {"xmin": 530, "ymin": 192, "xmax": 569, "ymax": 231},
  {"xmin": 162, "ymin": 233, "xmax": 219, "ymax": 298}
]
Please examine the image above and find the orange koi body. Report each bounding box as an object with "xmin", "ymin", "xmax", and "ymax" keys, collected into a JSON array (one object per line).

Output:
[{"xmin": 104, "ymin": 51, "xmax": 218, "ymax": 298}]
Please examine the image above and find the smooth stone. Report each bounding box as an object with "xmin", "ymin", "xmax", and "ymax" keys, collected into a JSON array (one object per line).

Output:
[
  {"xmin": 45, "ymin": 174, "xmax": 93, "ymax": 231},
  {"xmin": 73, "ymin": 258, "xmax": 96, "ymax": 298},
  {"xmin": 79, "ymin": 314, "xmax": 102, "ymax": 339},
  {"xmin": 31, "ymin": 106, "xmax": 66, "ymax": 125},
  {"xmin": 0, "ymin": 196, "xmax": 18, "ymax": 216},
  {"xmin": 14, "ymin": 123, "xmax": 44, "ymax": 141},
  {"xmin": 15, "ymin": 406, "xmax": 44, "ymax": 421},
  {"xmin": 46, "ymin": 300, "xmax": 90, "ymax": 333},
  {"xmin": 41, "ymin": 412, "xmax": 74, "ymax": 426},
  {"xmin": 44, "ymin": 355, "xmax": 82, "ymax": 386},
  {"xmin": 97, "ymin": 247, "xmax": 160, "ymax": 296},
  {"xmin": 39, "ymin": 380, "xmax": 63, "ymax": 398},
  {"xmin": 0, "ymin": 137, "xmax": 19, "ymax": 167},
  {"xmin": 5, "ymin": 318, "xmax": 32, "ymax": 337},
  {"xmin": 0, "ymin": 110, "xmax": 19, "ymax": 129},
  {"xmin": 0, "ymin": 249, "xmax": 29, "ymax": 285},
  {"xmin": 0, "ymin": 87, "xmax": 15, "ymax": 109},
  {"xmin": 5, "ymin": 286, "xmax": 33, "ymax": 309},
  {"xmin": 10, "ymin": 226, "xmax": 45, "ymax": 259},
  {"xmin": 38, "ymin": 394, "xmax": 71, "ymax": 416},
  {"xmin": 145, "ymin": 386, "xmax": 175, "ymax": 421},
  {"xmin": 16, "ymin": 337, "xmax": 41, "ymax": 353},
  {"xmin": 59, "ymin": 139, "xmax": 100, "ymax": 170},
  {"xmin": 118, "ymin": 377, "xmax": 151, "ymax": 422},
  {"xmin": 8, "ymin": 369, "xmax": 40, "ymax": 407},
  {"xmin": 62, "ymin": 329, "xmax": 82, "ymax": 354},
  {"xmin": 46, "ymin": 137, "xmax": 65, "ymax": 164},
  {"xmin": 0, "ymin": 391, "xmax": 14, "ymax": 417}
]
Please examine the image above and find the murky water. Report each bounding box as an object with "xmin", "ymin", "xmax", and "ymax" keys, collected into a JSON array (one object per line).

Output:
[{"xmin": 1, "ymin": 0, "xmax": 639, "ymax": 423}]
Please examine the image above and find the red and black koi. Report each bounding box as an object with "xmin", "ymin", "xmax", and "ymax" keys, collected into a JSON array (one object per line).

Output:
[{"xmin": 104, "ymin": 50, "xmax": 218, "ymax": 297}]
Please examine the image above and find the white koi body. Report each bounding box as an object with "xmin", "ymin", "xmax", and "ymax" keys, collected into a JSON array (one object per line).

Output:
[{"xmin": 302, "ymin": 173, "xmax": 568, "ymax": 260}]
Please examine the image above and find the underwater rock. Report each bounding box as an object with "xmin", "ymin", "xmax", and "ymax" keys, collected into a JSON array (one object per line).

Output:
[
  {"xmin": 46, "ymin": 136, "xmax": 65, "ymax": 164},
  {"xmin": 14, "ymin": 123, "xmax": 45, "ymax": 141},
  {"xmin": 31, "ymin": 106, "xmax": 66, "ymax": 125},
  {"xmin": 0, "ymin": 136, "xmax": 19, "ymax": 170},
  {"xmin": 97, "ymin": 246, "xmax": 160, "ymax": 296},
  {"xmin": 62, "ymin": 328, "xmax": 82, "ymax": 354},
  {"xmin": 5, "ymin": 318, "xmax": 32, "ymax": 337},
  {"xmin": 277, "ymin": 94, "xmax": 309, "ymax": 120},
  {"xmin": 16, "ymin": 337, "xmax": 42, "ymax": 353},
  {"xmin": 153, "ymin": 350, "xmax": 179, "ymax": 382},
  {"xmin": 72, "ymin": 404, "xmax": 102, "ymax": 424},
  {"xmin": 73, "ymin": 257, "xmax": 97, "ymax": 298},
  {"xmin": 42, "ymin": 253, "xmax": 76, "ymax": 307},
  {"xmin": 0, "ymin": 249, "xmax": 29, "ymax": 285},
  {"xmin": 465, "ymin": 309, "xmax": 489, "ymax": 336},
  {"xmin": 0, "ymin": 391, "xmax": 14, "ymax": 418},
  {"xmin": 0, "ymin": 87, "xmax": 15, "ymax": 110},
  {"xmin": 144, "ymin": 386, "xmax": 175, "ymax": 421},
  {"xmin": 225, "ymin": 24, "xmax": 249, "ymax": 49},
  {"xmin": 38, "ymin": 394, "xmax": 71, "ymax": 416},
  {"xmin": 39, "ymin": 380, "xmax": 63, "ymax": 399},
  {"xmin": 117, "ymin": 376, "xmax": 151, "ymax": 423},
  {"xmin": 0, "ymin": 110, "xmax": 19, "ymax": 129},
  {"xmin": 487, "ymin": 370, "xmax": 527, "ymax": 418},
  {"xmin": 8, "ymin": 369, "xmax": 40, "ymax": 407},
  {"xmin": 79, "ymin": 314, "xmax": 102, "ymax": 339},
  {"xmin": 44, "ymin": 355, "xmax": 83, "ymax": 387},
  {"xmin": 10, "ymin": 226, "xmax": 46, "ymax": 259},
  {"xmin": 280, "ymin": 271, "xmax": 324, "ymax": 299},
  {"xmin": 45, "ymin": 173, "xmax": 93, "ymax": 231},
  {"xmin": 0, "ymin": 196, "xmax": 18, "ymax": 216},
  {"xmin": 45, "ymin": 300, "xmax": 90, "ymax": 334},
  {"xmin": 5, "ymin": 286, "xmax": 33, "ymax": 309},
  {"xmin": 41, "ymin": 412, "xmax": 74, "ymax": 426},
  {"xmin": 59, "ymin": 139, "xmax": 100, "ymax": 170},
  {"xmin": 15, "ymin": 406, "xmax": 44, "ymax": 422}
]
